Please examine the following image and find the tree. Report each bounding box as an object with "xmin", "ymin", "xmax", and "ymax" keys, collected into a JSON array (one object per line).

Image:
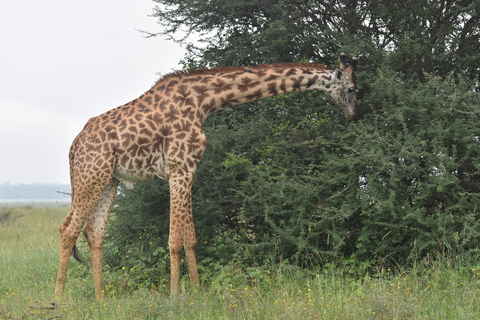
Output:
[
  {"xmin": 150, "ymin": 0, "xmax": 479, "ymax": 82},
  {"xmin": 105, "ymin": 0, "xmax": 480, "ymax": 272}
]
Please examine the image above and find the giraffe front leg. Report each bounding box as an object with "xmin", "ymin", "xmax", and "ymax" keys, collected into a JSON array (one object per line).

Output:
[
  {"xmin": 169, "ymin": 243, "xmax": 182, "ymax": 295},
  {"xmin": 168, "ymin": 171, "xmax": 198, "ymax": 294},
  {"xmin": 184, "ymin": 213, "xmax": 199, "ymax": 286}
]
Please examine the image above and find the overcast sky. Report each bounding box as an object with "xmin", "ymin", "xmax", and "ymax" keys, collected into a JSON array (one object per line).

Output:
[{"xmin": 0, "ymin": 0, "xmax": 186, "ymax": 185}]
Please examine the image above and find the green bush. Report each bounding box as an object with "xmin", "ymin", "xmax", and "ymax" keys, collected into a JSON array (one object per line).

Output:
[{"xmin": 104, "ymin": 0, "xmax": 480, "ymax": 279}]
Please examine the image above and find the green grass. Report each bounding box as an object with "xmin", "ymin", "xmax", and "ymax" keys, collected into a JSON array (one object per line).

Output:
[{"xmin": 1, "ymin": 206, "xmax": 480, "ymax": 319}]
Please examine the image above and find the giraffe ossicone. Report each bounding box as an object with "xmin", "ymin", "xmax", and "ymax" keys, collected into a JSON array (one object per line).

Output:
[{"xmin": 55, "ymin": 54, "xmax": 358, "ymax": 298}]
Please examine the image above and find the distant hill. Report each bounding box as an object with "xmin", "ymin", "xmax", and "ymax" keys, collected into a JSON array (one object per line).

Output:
[{"xmin": 0, "ymin": 182, "xmax": 71, "ymax": 200}]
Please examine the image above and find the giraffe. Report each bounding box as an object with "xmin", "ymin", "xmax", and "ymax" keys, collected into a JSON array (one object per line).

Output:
[{"xmin": 55, "ymin": 53, "xmax": 357, "ymax": 298}]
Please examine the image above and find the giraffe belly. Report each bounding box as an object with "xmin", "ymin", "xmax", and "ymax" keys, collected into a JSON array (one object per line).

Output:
[{"xmin": 112, "ymin": 167, "xmax": 156, "ymax": 190}]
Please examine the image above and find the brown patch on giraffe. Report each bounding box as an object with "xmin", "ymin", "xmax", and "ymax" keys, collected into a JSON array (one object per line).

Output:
[
  {"xmin": 139, "ymin": 127, "xmax": 153, "ymax": 137},
  {"xmin": 211, "ymin": 79, "xmax": 232, "ymax": 94},
  {"xmin": 279, "ymin": 79, "xmax": 287, "ymax": 92},
  {"xmin": 201, "ymin": 98, "xmax": 217, "ymax": 114},
  {"xmin": 164, "ymin": 81, "xmax": 179, "ymax": 96},
  {"xmin": 254, "ymin": 71, "xmax": 267, "ymax": 78},
  {"xmin": 265, "ymin": 74, "xmax": 279, "ymax": 81},
  {"xmin": 220, "ymin": 93, "xmax": 239, "ymax": 108},
  {"xmin": 267, "ymin": 82, "xmax": 278, "ymax": 95},
  {"xmin": 173, "ymin": 85, "xmax": 195, "ymax": 108},
  {"xmin": 246, "ymin": 90, "xmax": 263, "ymax": 101},
  {"xmin": 306, "ymin": 75, "xmax": 319, "ymax": 88},
  {"xmin": 237, "ymin": 77, "xmax": 261, "ymax": 92},
  {"xmin": 291, "ymin": 76, "xmax": 305, "ymax": 91},
  {"xmin": 285, "ymin": 68, "xmax": 297, "ymax": 76},
  {"xmin": 165, "ymin": 105, "xmax": 179, "ymax": 122},
  {"xmin": 192, "ymin": 86, "xmax": 210, "ymax": 106},
  {"xmin": 138, "ymin": 103, "xmax": 151, "ymax": 113},
  {"xmin": 142, "ymin": 96, "xmax": 153, "ymax": 104},
  {"xmin": 157, "ymin": 100, "xmax": 169, "ymax": 111}
]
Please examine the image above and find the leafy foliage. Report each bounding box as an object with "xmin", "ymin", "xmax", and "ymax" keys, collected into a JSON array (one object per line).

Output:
[
  {"xmin": 151, "ymin": 0, "xmax": 479, "ymax": 81},
  {"xmin": 104, "ymin": 0, "xmax": 480, "ymax": 274}
]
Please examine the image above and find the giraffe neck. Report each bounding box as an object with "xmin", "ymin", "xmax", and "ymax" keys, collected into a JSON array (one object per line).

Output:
[{"xmin": 152, "ymin": 64, "xmax": 339, "ymax": 123}]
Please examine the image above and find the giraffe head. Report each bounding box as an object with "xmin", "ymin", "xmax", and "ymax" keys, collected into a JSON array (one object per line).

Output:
[{"xmin": 325, "ymin": 53, "xmax": 358, "ymax": 120}]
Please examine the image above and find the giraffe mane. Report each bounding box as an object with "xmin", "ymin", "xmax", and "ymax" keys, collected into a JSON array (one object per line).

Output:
[{"xmin": 157, "ymin": 63, "xmax": 333, "ymax": 83}]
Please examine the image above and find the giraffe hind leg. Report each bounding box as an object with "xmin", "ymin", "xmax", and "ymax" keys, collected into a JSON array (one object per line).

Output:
[
  {"xmin": 55, "ymin": 204, "xmax": 92, "ymax": 298},
  {"xmin": 83, "ymin": 178, "xmax": 120, "ymax": 299},
  {"xmin": 55, "ymin": 175, "xmax": 116, "ymax": 299}
]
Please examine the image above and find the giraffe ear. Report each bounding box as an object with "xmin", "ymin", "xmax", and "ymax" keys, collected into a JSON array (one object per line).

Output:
[{"xmin": 335, "ymin": 68, "xmax": 343, "ymax": 80}]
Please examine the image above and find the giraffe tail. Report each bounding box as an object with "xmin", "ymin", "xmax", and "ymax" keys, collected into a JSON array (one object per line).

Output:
[{"xmin": 71, "ymin": 245, "xmax": 87, "ymax": 266}]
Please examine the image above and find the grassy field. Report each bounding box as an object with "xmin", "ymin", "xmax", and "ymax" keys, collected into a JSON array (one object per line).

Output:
[{"xmin": 1, "ymin": 206, "xmax": 480, "ymax": 319}]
